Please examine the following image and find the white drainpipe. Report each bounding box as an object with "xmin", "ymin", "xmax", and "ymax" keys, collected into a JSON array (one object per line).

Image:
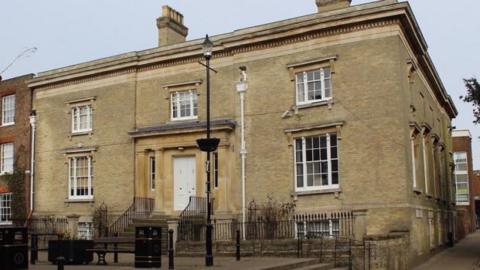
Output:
[
  {"xmin": 29, "ymin": 113, "xmax": 36, "ymax": 212},
  {"xmin": 236, "ymin": 67, "xmax": 248, "ymax": 240}
]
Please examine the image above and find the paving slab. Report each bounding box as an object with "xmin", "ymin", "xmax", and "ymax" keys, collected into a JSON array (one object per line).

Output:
[
  {"xmin": 413, "ymin": 231, "xmax": 480, "ymax": 270},
  {"xmin": 30, "ymin": 252, "xmax": 318, "ymax": 270}
]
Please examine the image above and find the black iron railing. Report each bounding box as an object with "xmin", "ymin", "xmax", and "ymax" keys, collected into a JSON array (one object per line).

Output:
[
  {"xmin": 108, "ymin": 197, "xmax": 154, "ymax": 235},
  {"xmin": 178, "ymin": 196, "xmax": 207, "ymax": 241},
  {"xmin": 27, "ymin": 217, "xmax": 68, "ymax": 235}
]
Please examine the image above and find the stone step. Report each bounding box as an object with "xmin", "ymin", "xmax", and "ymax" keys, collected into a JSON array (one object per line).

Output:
[
  {"xmin": 291, "ymin": 263, "xmax": 335, "ymax": 270},
  {"xmin": 262, "ymin": 259, "xmax": 320, "ymax": 270}
]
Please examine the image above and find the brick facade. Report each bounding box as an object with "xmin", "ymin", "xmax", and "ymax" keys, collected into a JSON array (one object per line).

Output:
[
  {"xmin": 0, "ymin": 74, "xmax": 34, "ymax": 223},
  {"xmin": 452, "ymin": 131, "xmax": 476, "ymax": 240}
]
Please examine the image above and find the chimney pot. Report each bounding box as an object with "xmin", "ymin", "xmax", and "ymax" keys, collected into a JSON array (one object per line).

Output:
[
  {"xmin": 316, "ymin": 0, "xmax": 352, "ymax": 12},
  {"xmin": 157, "ymin": 6, "xmax": 188, "ymax": 47}
]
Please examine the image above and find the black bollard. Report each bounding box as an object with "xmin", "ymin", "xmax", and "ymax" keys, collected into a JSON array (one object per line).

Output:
[
  {"xmin": 31, "ymin": 234, "xmax": 38, "ymax": 265},
  {"xmin": 114, "ymin": 232, "xmax": 119, "ymax": 263},
  {"xmin": 236, "ymin": 230, "xmax": 240, "ymax": 261},
  {"xmin": 168, "ymin": 229, "xmax": 174, "ymax": 269},
  {"xmin": 57, "ymin": 256, "xmax": 65, "ymax": 270}
]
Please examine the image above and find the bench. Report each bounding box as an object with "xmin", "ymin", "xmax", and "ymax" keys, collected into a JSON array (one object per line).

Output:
[
  {"xmin": 86, "ymin": 247, "xmax": 134, "ymax": 265},
  {"xmin": 90, "ymin": 237, "xmax": 135, "ymax": 265}
]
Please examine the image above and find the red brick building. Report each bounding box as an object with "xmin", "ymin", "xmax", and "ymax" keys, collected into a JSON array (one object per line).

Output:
[
  {"xmin": 473, "ymin": 170, "xmax": 480, "ymax": 228},
  {"xmin": 452, "ymin": 130, "xmax": 476, "ymax": 240},
  {"xmin": 0, "ymin": 74, "xmax": 34, "ymax": 225}
]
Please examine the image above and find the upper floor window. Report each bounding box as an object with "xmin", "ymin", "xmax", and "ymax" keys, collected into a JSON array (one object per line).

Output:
[
  {"xmin": 72, "ymin": 105, "xmax": 92, "ymax": 133},
  {"xmin": 454, "ymin": 152, "xmax": 469, "ymax": 205},
  {"xmin": 171, "ymin": 90, "xmax": 198, "ymax": 121},
  {"xmin": 2, "ymin": 95, "xmax": 15, "ymax": 126},
  {"xmin": 294, "ymin": 133, "xmax": 339, "ymax": 191},
  {"xmin": 0, "ymin": 143, "xmax": 14, "ymax": 174},
  {"xmin": 69, "ymin": 155, "xmax": 94, "ymax": 200},
  {"xmin": 296, "ymin": 68, "xmax": 332, "ymax": 105},
  {"xmin": 0, "ymin": 193, "xmax": 12, "ymax": 225}
]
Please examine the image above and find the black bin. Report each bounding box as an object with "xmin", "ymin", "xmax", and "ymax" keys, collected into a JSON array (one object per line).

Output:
[
  {"xmin": 0, "ymin": 227, "xmax": 29, "ymax": 269},
  {"xmin": 135, "ymin": 226, "xmax": 162, "ymax": 268}
]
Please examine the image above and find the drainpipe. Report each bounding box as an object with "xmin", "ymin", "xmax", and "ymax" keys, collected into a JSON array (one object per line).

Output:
[
  {"xmin": 29, "ymin": 112, "xmax": 36, "ymax": 212},
  {"xmin": 236, "ymin": 66, "xmax": 248, "ymax": 240}
]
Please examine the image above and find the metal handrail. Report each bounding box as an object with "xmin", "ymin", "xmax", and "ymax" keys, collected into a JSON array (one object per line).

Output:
[{"xmin": 108, "ymin": 197, "xmax": 154, "ymax": 235}]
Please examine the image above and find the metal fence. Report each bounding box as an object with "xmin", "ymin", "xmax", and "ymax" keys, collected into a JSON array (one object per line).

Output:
[
  {"xmin": 178, "ymin": 210, "xmax": 355, "ymax": 242},
  {"xmin": 28, "ymin": 217, "xmax": 68, "ymax": 235}
]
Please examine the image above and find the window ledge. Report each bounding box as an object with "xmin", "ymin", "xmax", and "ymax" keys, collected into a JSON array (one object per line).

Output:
[
  {"xmin": 456, "ymin": 202, "xmax": 470, "ymax": 206},
  {"xmin": 297, "ymin": 99, "xmax": 333, "ymax": 110},
  {"xmin": 65, "ymin": 199, "xmax": 94, "ymax": 203},
  {"xmin": 293, "ymin": 188, "xmax": 341, "ymax": 196},
  {"xmin": 171, "ymin": 117, "xmax": 198, "ymax": 122},
  {"xmin": 0, "ymin": 123, "xmax": 14, "ymax": 127},
  {"xmin": 71, "ymin": 131, "xmax": 93, "ymax": 137}
]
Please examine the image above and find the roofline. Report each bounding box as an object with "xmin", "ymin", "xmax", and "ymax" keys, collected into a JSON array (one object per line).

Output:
[
  {"xmin": 452, "ymin": 129, "xmax": 472, "ymax": 138},
  {"xmin": 28, "ymin": 1, "xmax": 456, "ymax": 118}
]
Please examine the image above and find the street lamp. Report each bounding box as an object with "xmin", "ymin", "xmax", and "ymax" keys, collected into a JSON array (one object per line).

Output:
[{"xmin": 196, "ymin": 34, "xmax": 218, "ymax": 267}]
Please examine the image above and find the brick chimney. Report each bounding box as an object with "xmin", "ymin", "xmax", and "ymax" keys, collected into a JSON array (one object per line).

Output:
[
  {"xmin": 157, "ymin": 6, "xmax": 188, "ymax": 47},
  {"xmin": 316, "ymin": 0, "xmax": 352, "ymax": 12}
]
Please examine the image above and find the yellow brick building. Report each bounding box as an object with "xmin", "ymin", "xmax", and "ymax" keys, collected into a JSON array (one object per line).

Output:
[{"xmin": 29, "ymin": 0, "xmax": 457, "ymax": 265}]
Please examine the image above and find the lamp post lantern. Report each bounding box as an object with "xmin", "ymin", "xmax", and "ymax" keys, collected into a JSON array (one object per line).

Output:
[{"xmin": 196, "ymin": 34, "xmax": 218, "ymax": 267}]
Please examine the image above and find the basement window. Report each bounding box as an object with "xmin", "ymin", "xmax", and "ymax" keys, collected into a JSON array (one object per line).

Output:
[{"xmin": 296, "ymin": 219, "xmax": 340, "ymax": 238}]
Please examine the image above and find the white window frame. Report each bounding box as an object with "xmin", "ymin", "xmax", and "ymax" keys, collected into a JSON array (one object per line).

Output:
[
  {"xmin": 0, "ymin": 193, "xmax": 12, "ymax": 225},
  {"xmin": 294, "ymin": 133, "xmax": 339, "ymax": 192},
  {"xmin": 170, "ymin": 90, "xmax": 198, "ymax": 121},
  {"xmin": 296, "ymin": 219, "xmax": 340, "ymax": 239},
  {"xmin": 77, "ymin": 222, "xmax": 94, "ymax": 240},
  {"xmin": 68, "ymin": 156, "xmax": 94, "ymax": 200},
  {"xmin": 422, "ymin": 134, "xmax": 429, "ymax": 194},
  {"xmin": 1, "ymin": 94, "xmax": 15, "ymax": 126},
  {"xmin": 411, "ymin": 135, "xmax": 417, "ymax": 189},
  {"xmin": 295, "ymin": 68, "xmax": 332, "ymax": 106},
  {"xmin": 0, "ymin": 143, "xmax": 14, "ymax": 175},
  {"xmin": 453, "ymin": 152, "xmax": 469, "ymax": 205},
  {"xmin": 150, "ymin": 156, "xmax": 156, "ymax": 191},
  {"xmin": 71, "ymin": 104, "xmax": 93, "ymax": 133}
]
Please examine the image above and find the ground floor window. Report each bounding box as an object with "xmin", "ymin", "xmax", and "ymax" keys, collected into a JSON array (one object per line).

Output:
[
  {"xmin": 69, "ymin": 156, "xmax": 93, "ymax": 200},
  {"xmin": 77, "ymin": 222, "xmax": 94, "ymax": 240},
  {"xmin": 294, "ymin": 133, "xmax": 339, "ymax": 191},
  {"xmin": 296, "ymin": 219, "xmax": 339, "ymax": 238},
  {"xmin": 0, "ymin": 193, "xmax": 12, "ymax": 224}
]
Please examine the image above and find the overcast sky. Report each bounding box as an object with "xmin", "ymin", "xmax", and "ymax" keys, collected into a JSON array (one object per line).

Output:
[{"xmin": 1, "ymin": 0, "xmax": 479, "ymax": 169}]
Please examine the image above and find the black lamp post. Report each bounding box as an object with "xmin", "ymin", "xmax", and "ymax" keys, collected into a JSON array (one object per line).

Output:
[{"xmin": 196, "ymin": 34, "xmax": 218, "ymax": 267}]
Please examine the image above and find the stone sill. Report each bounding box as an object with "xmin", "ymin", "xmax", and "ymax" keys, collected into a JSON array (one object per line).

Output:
[
  {"xmin": 297, "ymin": 99, "xmax": 333, "ymax": 110},
  {"xmin": 64, "ymin": 199, "xmax": 94, "ymax": 203},
  {"xmin": 0, "ymin": 123, "xmax": 14, "ymax": 128},
  {"xmin": 71, "ymin": 131, "xmax": 93, "ymax": 137},
  {"xmin": 293, "ymin": 188, "xmax": 341, "ymax": 197}
]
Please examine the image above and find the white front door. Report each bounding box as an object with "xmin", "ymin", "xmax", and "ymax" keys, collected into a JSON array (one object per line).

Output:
[{"xmin": 173, "ymin": 156, "xmax": 196, "ymax": 211}]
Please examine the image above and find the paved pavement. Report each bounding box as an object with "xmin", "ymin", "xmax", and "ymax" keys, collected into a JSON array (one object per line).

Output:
[
  {"xmin": 30, "ymin": 252, "xmax": 318, "ymax": 270},
  {"xmin": 414, "ymin": 231, "xmax": 480, "ymax": 270}
]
